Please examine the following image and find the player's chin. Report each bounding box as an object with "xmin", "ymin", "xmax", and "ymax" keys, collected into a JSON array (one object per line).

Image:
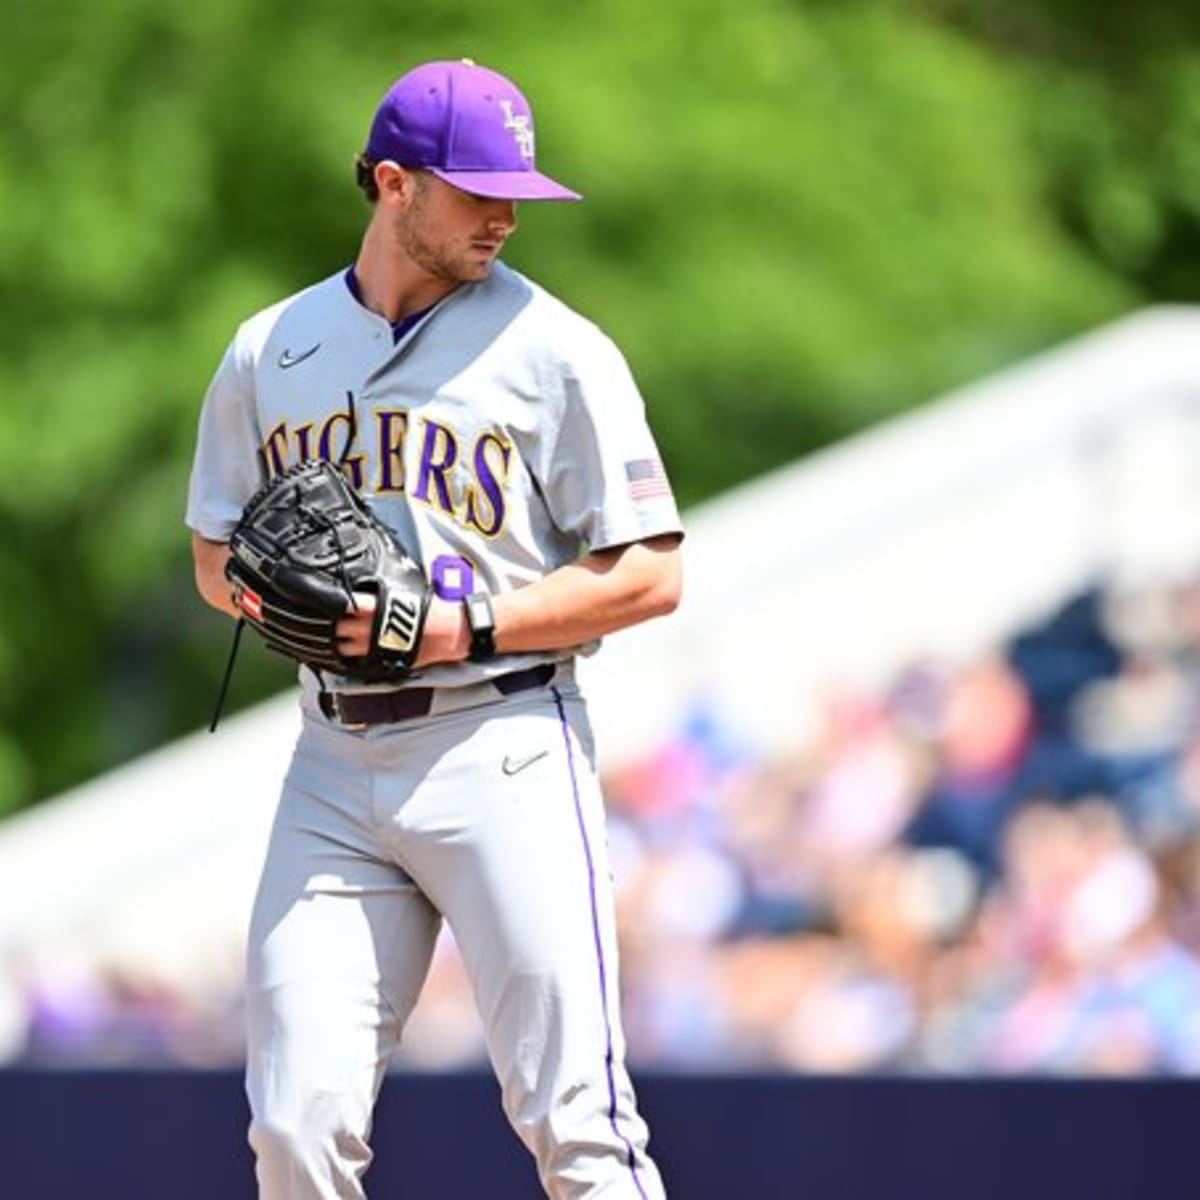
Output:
[
  {"xmin": 464, "ymin": 244, "xmax": 503, "ymax": 275},
  {"xmin": 454, "ymin": 264, "xmax": 494, "ymax": 285}
]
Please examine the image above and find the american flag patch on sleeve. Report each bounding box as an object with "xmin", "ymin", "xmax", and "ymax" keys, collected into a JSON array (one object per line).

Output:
[{"xmin": 624, "ymin": 457, "xmax": 673, "ymax": 502}]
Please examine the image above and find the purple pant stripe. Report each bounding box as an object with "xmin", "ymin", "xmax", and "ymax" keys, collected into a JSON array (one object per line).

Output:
[{"xmin": 552, "ymin": 687, "xmax": 649, "ymax": 1200}]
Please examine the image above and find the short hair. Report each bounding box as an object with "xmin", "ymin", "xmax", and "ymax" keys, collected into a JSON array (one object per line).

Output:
[
  {"xmin": 355, "ymin": 154, "xmax": 379, "ymax": 203},
  {"xmin": 355, "ymin": 157, "xmax": 432, "ymax": 205}
]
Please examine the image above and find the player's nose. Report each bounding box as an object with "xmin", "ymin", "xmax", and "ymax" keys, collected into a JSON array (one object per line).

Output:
[{"xmin": 487, "ymin": 199, "xmax": 518, "ymax": 234}]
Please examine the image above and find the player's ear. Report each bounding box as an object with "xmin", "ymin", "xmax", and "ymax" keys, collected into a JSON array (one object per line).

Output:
[{"xmin": 375, "ymin": 161, "xmax": 417, "ymax": 206}]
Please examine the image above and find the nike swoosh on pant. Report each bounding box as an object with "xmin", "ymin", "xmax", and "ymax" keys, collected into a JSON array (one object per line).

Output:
[{"xmin": 501, "ymin": 750, "xmax": 549, "ymax": 776}]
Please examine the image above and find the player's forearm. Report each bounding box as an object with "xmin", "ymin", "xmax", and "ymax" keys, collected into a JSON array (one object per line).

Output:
[
  {"xmin": 191, "ymin": 533, "xmax": 240, "ymax": 619},
  {"xmin": 352, "ymin": 535, "xmax": 683, "ymax": 666},
  {"xmin": 492, "ymin": 534, "xmax": 682, "ymax": 654}
]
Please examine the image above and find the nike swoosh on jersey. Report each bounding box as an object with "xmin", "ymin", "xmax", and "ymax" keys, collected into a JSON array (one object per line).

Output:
[
  {"xmin": 501, "ymin": 750, "xmax": 549, "ymax": 776},
  {"xmin": 278, "ymin": 342, "xmax": 321, "ymax": 369}
]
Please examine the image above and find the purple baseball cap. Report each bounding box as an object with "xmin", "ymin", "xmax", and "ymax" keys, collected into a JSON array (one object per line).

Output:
[{"xmin": 364, "ymin": 59, "xmax": 582, "ymax": 202}]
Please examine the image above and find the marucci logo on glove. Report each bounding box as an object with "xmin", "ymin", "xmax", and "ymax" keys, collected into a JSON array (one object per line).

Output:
[{"xmin": 377, "ymin": 592, "xmax": 422, "ymax": 654}]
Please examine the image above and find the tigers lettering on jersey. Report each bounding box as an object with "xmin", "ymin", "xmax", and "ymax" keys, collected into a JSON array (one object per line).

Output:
[
  {"xmin": 258, "ymin": 406, "xmax": 514, "ymax": 538},
  {"xmin": 463, "ymin": 433, "xmax": 514, "ymax": 538},
  {"xmin": 376, "ymin": 409, "xmax": 409, "ymax": 494},
  {"xmin": 263, "ymin": 416, "xmax": 367, "ymax": 490},
  {"xmin": 412, "ymin": 417, "xmax": 457, "ymax": 515}
]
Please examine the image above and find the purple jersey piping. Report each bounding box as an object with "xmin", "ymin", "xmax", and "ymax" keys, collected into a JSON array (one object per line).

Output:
[{"xmin": 551, "ymin": 686, "xmax": 649, "ymax": 1200}]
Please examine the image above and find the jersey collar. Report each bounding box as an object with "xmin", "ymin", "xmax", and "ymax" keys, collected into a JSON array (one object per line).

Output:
[{"xmin": 343, "ymin": 267, "xmax": 437, "ymax": 344}]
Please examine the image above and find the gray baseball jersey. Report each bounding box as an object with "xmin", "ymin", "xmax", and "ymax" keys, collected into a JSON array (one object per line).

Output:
[{"xmin": 187, "ymin": 261, "xmax": 682, "ymax": 692}]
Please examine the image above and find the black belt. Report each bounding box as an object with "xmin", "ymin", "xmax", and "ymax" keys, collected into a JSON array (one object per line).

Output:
[{"xmin": 318, "ymin": 664, "xmax": 556, "ymax": 727}]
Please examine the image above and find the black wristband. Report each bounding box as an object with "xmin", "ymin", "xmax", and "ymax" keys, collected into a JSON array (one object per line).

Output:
[{"xmin": 463, "ymin": 591, "xmax": 497, "ymax": 662}]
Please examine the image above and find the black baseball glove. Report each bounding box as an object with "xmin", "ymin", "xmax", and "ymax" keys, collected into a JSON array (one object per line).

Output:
[{"xmin": 225, "ymin": 458, "xmax": 431, "ymax": 681}]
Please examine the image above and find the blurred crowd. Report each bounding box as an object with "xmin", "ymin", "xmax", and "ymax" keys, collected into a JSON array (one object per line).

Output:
[
  {"xmin": 606, "ymin": 575, "xmax": 1200, "ymax": 1075},
  {"xmin": 9, "ymin": 575, "xmax": 1200, "ymax": 1075}
]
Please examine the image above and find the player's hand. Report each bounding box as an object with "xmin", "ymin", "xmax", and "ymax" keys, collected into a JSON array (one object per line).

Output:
[
  {"xmin": 335, "ymin": 592, "xmax": 378, "ymax": 658},
  {"xmin": 336, "ymin": 593, "xmax": 470, "ymax": 665}
]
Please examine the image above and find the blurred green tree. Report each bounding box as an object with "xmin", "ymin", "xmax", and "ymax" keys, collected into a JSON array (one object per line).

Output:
[{"xmin": 1, "ymin": 0, "xmax": 1196, "ymax": 811}]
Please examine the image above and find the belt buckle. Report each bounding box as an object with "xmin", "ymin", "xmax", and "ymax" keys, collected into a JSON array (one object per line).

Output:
[
  {"xmin": 322, "ymin": 691, "xmax": 368, "ymax": 730},
  {"xmin": 337, "ymin": 694, "xmax": 369, "ymax": 730}
]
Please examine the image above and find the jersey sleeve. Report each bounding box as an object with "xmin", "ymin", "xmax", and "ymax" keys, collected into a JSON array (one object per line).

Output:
[
  {"xmin": 538, "ymin": 329, "xmax": 683, "ymax": 550},
  {"xmin": 185, "ymin": 329, "xmax": 265, "ymax": 541}
]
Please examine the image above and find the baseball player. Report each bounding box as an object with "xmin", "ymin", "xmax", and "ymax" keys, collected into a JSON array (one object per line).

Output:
[{"xmin": 186, "ymin": 59, "xmax": 683, "ymax": 1199}]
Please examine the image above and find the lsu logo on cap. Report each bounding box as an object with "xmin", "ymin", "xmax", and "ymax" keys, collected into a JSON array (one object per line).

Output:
[{"xmin": 499, "ymin": 99, "xmax": 535, "ymax": 161}]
